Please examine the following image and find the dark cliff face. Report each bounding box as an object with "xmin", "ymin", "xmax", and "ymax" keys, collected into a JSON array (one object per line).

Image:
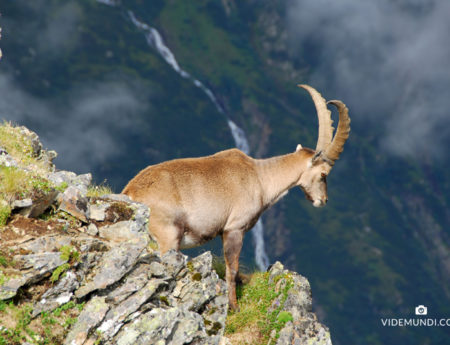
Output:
[{"xmin": 0, "ymin": 1, "xmax": 449, "ymax": 344}]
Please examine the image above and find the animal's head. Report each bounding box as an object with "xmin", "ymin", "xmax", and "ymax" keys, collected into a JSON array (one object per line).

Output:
[{"xmin": 297, "ymin": 85, "xmax": 351, "ymax": 207}]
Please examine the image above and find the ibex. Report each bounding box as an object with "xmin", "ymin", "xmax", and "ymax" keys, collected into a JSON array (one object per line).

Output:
[{"xmin": 122, "ymin": 84, "xmax": 350, "ymax": 310}]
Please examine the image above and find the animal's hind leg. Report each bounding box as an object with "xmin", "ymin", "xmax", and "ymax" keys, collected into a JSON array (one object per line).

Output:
[{"xmin": 222, "ymin": 230, "xmax": 244, "ymax": 311}]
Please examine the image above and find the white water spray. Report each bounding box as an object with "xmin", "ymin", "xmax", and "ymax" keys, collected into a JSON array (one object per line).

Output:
[{"xmin": 100, "ymin": 2, "xmax": 270, "ymax": 270}]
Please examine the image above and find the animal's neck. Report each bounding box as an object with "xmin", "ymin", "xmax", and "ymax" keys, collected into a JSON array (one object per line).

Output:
[{"xmin": 255, "ymin": 150, "xmax": 311, "ymax": 207}]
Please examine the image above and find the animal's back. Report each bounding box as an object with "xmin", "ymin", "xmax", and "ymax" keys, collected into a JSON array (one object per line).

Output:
[{"xmin": 122, "ymin": 149, "xmax": 254, "ymax": 202}]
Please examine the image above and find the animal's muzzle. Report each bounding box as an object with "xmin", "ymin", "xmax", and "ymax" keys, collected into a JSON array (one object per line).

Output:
[{"xmin": 313, "ymin": 198, "xmax": 327, "ymax": 207}]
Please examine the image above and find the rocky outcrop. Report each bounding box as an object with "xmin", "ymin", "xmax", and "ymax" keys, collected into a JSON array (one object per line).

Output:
[
  {"xmin": 268, "ymin": 262, "xmax": 332, "ymax": 345},
  {"xmin": 1, "ymin": 182, "xmax": 228, "ymax": 344}
]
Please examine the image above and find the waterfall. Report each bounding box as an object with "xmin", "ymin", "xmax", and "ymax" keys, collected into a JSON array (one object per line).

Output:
[{"xmin": 99, "ymin": 2, "xmax": 270, "ymax": 270}]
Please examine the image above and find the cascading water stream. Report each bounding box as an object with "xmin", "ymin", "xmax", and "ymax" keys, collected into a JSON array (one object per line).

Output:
[{"xmin": 98, "ymin": 1, "xmax": 269, "ymax": 270}]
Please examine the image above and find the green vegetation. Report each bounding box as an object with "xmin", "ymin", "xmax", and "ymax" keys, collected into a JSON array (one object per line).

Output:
[
  {"xmin": 148, "ymin": 240, "xmax": 159, "ymax": 251},
  {"xmin": 0, "ymin": 301, "xmax": 84, "ymax": 345},
  {"xmin": 0, "ymin": 123, "xmax": 39, "ymax": 170},
  {"xmin": 277, "ymin": 311, "xmax": 293, "ymax": 323},
  {"xmin": 50, "ymin": 263, "xmax": 71, "ymax": 284},
  {"xmin": 0, "ymin": 164, "xmax": 57, "ymax": 202},
  {"xmin": 93, "ymin": 330, "xmax": 104, "ymax": 345},
  {"xmin": 0, "ymin": 123, "xmax": 66, "ymax": 227},
  {"xmin": 50, "ymin": 246, "xmax": 81, "ymax": 284},
  {"xmin": 0, "ymin": 167, "xmax": 34, "ymax": 201},
  {"xmin": 86, "ymin": 183, "xmax": 114, "ymax": 198},
  {"xmin": 0, "ymin": 270, "xmax": 7, "ymax": 286},
  {"xmin": 225, "ymin": 272, "xmax": 293, "ymax": 344},
  {"xmin": 0, "ymin": 203, "xmax": 11, "ymax": 226},
  {"xmin": 0, "ymin": 253, "xmax": 11, "ymax": 268},
  {"xmin": 59, "ymin": 245, "xmax": 80, "ymax": 263}
]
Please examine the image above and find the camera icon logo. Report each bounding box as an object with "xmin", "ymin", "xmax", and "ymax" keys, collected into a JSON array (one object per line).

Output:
[{"xmin": 415, "ymin": 305, "xmax": 428, "ymax": 316}]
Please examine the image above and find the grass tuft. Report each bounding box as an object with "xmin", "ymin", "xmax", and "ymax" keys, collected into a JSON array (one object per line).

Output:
[
  {"xmin": 86, "ymin": 183, "xmax": 113, "ymax": 198},
  {"xmin": 225, "ymin": 272, "xmax": 294, "ymax": 345}
]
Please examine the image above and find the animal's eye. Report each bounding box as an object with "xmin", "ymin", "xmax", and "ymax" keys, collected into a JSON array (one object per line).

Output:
[{"xmin": 321, "ymin": 173, "xmax": 327, "ymax": 180}]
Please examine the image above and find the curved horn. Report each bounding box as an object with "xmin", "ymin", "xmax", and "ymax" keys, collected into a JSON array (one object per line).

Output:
[
  {"xmin": 298, "ymin": 84, "xmax": 334, "ymax": 153},
  {"xmin": 325, "ymin": 100, "xmax": 351, "ymax": 163}
]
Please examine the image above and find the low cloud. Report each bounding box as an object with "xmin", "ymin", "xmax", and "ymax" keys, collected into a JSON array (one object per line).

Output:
[
  {"xmin": 0, "ymin": 73, "xmax": 150, "ymax": 173},
  {"xmin": 3, "ymin": 0, "xmax": 82, "ymax": 57},
  {"xmin": 37, "ymin": 1, "xmax": 82, "ymax": 55},
  {"xmin": 287, "ymin": 0, "xmax": 450, "ymax": 158}
]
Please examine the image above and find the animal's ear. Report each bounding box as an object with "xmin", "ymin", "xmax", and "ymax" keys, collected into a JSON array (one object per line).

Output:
[{"xmin": 296, "ymin": 144, "xmax": 303, "ymax": 152}]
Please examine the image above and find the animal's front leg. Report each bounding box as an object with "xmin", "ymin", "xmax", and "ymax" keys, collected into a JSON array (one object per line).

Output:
[
  {"xmin": 149, "ymin": 220, "xmax": 181, "ymax": 255},
  {"xmin": 222, "ymin": 230, "xmax": 243, "ymax": 311}
]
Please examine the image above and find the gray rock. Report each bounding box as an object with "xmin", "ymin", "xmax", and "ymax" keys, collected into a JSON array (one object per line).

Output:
[
  {"xmin": 0, "ymin": 276, "xmax": 28, "ymax": 300},
  {"xmin": 99, "ymin": 278, "xmax": 167, "ymax": 340},
  {"xmin": 14, "ymin": 252, "xmax": 67, "ymax": 275},
  {"xmin": 17, "ymin": 235, "xmax": 72, "ymax": 254},
  {"xmin": 0, "ymin": 252, "xmax": 68, "ymax": 300},
  {"xmin": 269, "ymin": 262, "xmax": 332, "ymax": 345},
  {"xmin": 38, "ymin": 150, "xmax": 57, "ymax": 171},
  {"xmin": 32, "ymin": 271, "xmax": 80, "ymax": 317},
  {"xmin": 17, "ymin": 190, "xmax": 58, "ymax": 218},
  {"xmin": 113, "ymin": 306, "xmax": 207, "ymax": 345},
  {"xmin": 96, "ymin": 197, "xmax": 150, "ymax": 244},
  {"xmin": 98, "ymin": 221, "xmax": 147, "ymax": 243},
  {"xmin": 73, "ymin": 173, "xmax": 92, "ymax": 193},
  {"xmin": 64, "ymin": 296, "xmax": 110, "ymax": 345},
  {"xmin": 19, "ymin": 126, "xmax": 42, "ymax": 157},
  {"xmin": 89, "ymin": 202, "xmax": 108, "ymax": 222},
  {"xmin": 86, "ymin": 223, "xmax": 99, "ymax": 236},
  {"xmin": 148, "ymin": 261, "xmax": 166, "ymax": 278},
  {"xmin": 72, "ymin": 236, "xmax": 109, "ymax": 253},
  {"xmin": 47, "ymin": 170, "xmax": 77, "ymax": 186},
  {"xmin": 268, "ymin": 261, "xmax": 286, "ymax": 284},
  {"xmin": 0, "ymin": 152, "xmax": 18, "ymax": 167},
  {"xmin": 162, "ymin": 250, "xmax": 187, "ymax": 278},
  {"xmin": 173, "ymin": 252, "xmax": 223, "ymax": 312},
  {"xmin": 11, "ymin": 198, "xmax": 33, "ymax": 209},
  {"xmin": 47, "ymin": 171, "xmax": 91, "ymax": 194},
  {"xmin": 105, "ymin": 264, "xmax": 152, "ymax": 305},
  {"xmin": 58, "ymin": 185, "xmax": 89, "ymax": 222},
  {"xmin": 173, "ymin": 252, "xmax": 228, "ymax": 337},
  {"xmin": 75, "ymin": 241, "xmax": 146, "ymax": 298}
]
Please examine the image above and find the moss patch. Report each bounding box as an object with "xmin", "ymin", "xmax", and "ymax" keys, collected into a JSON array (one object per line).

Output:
[{"xmin": 192, "ymin": 272, "xmax": 202, "ymax": 281}]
